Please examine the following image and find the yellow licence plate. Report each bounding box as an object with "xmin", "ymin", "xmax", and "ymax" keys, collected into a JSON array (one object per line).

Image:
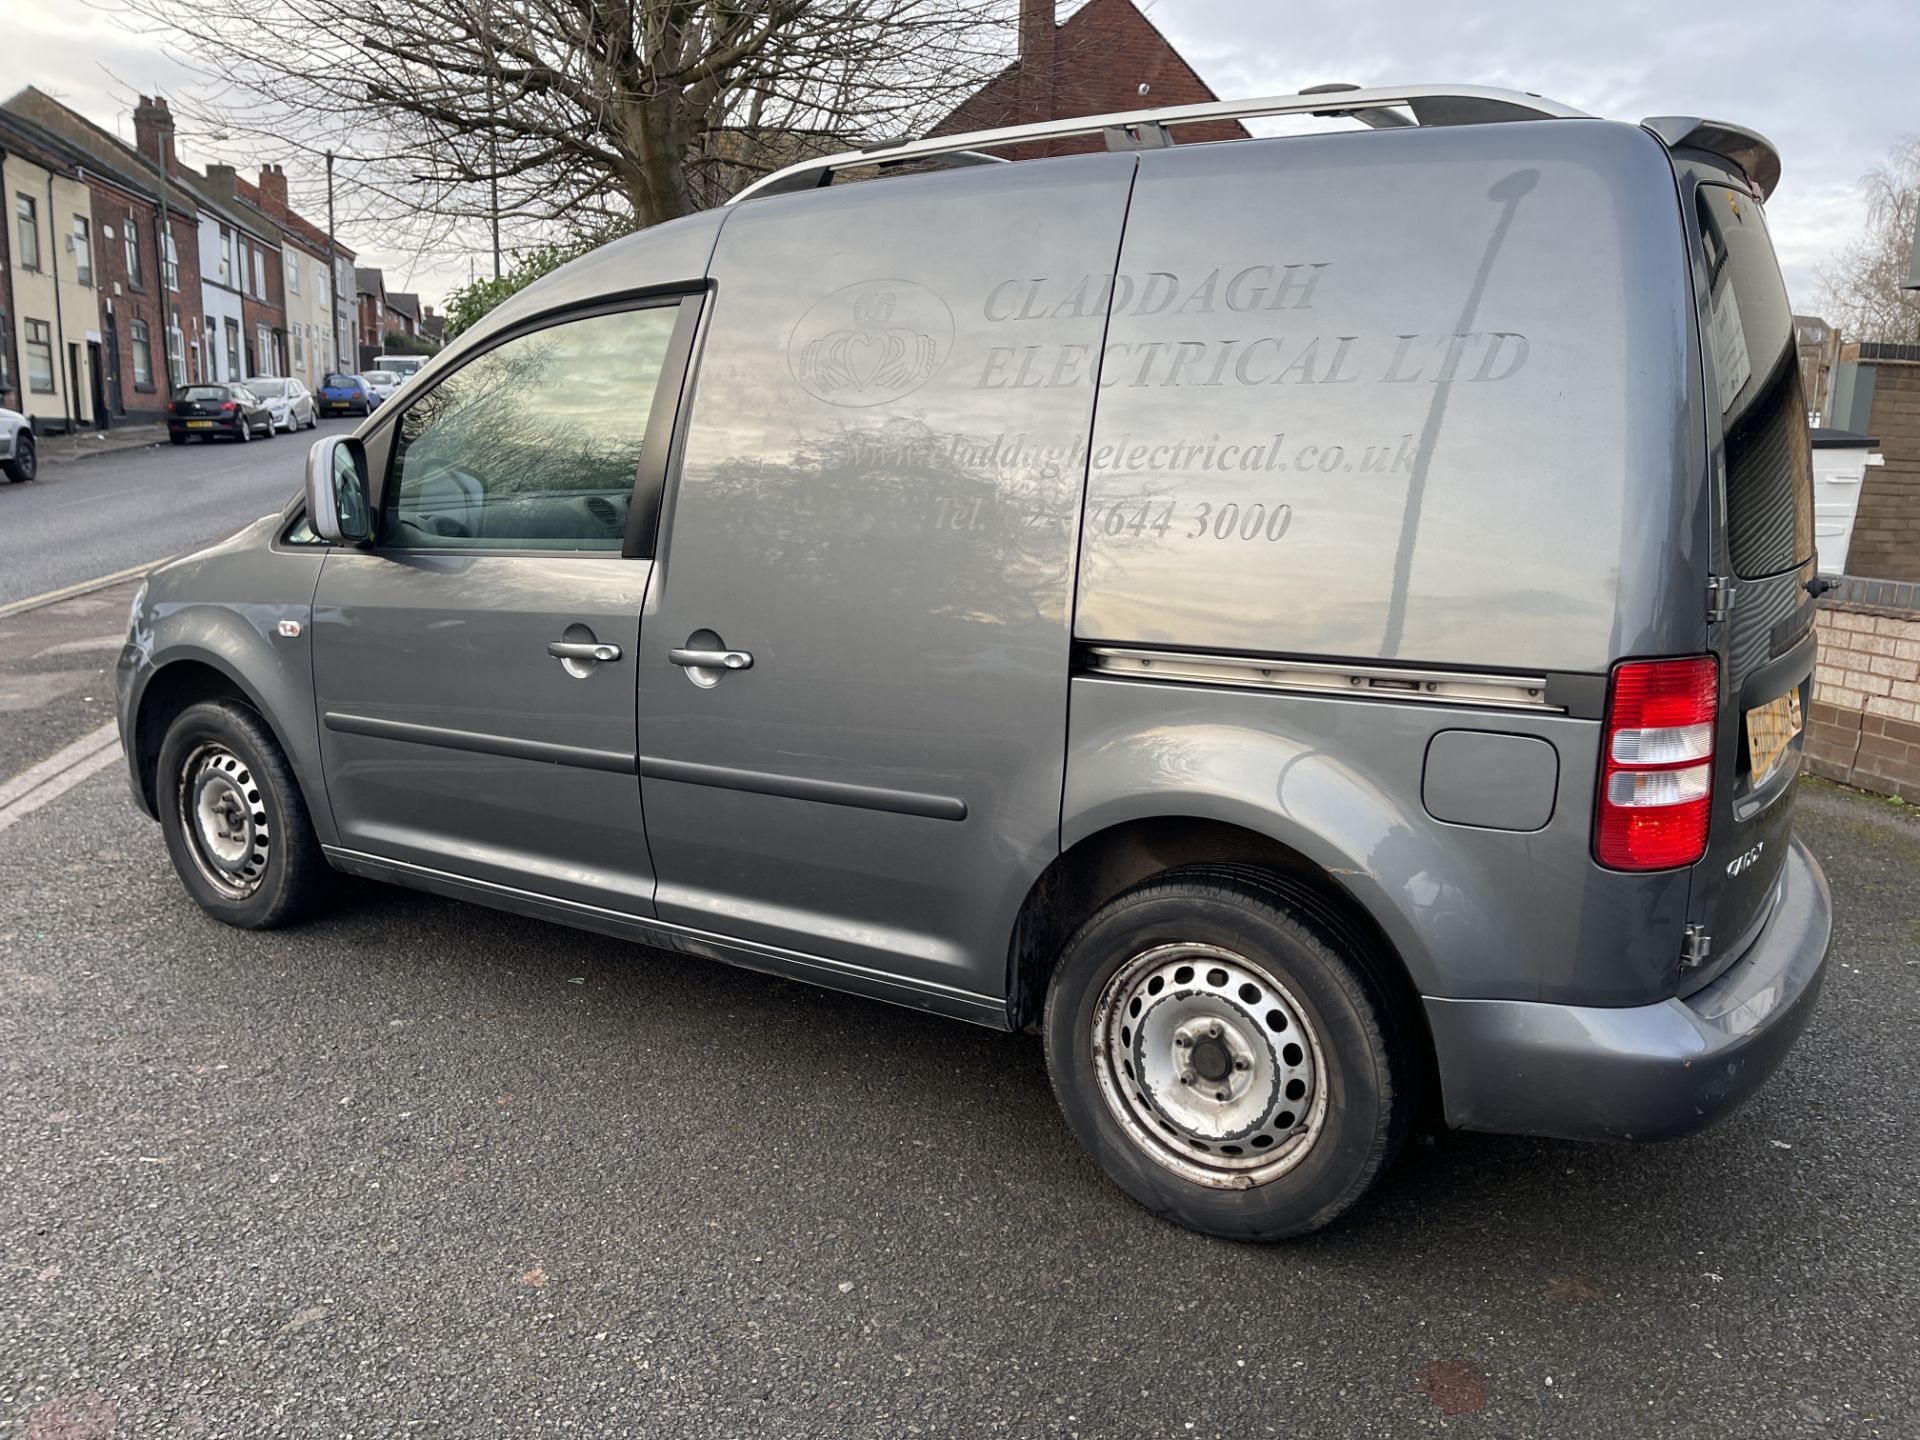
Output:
[
  {"xmin": 1746, "ymin": 690, "xmax": 1802, "ymax": 782},
  {"xmin": 186, "ymin": 420, "xmax": 213, "ymax": 428}
]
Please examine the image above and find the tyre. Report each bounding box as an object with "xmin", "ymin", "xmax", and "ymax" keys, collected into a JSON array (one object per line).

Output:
[
  {"xmin": 1043, "ymin": 866, "xmax": 1412, "ymax": 1241},
  {"xmin": 235, "ymin": 416, "xmax": 251, "ymax": 443},
  {"xmin": 3, "ymin": 433, "xmax": 35, "ymax": 482},
  {"xmin": 155, "ymin": 699, "xmax": 327, "ymax": 929},
  {"xmin": 169, "ymin": 433, "xmax": 188, "ymax": 447}
]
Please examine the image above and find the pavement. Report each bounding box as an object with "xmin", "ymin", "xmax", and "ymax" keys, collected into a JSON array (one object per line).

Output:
[
  {"xmin": 2, "ymin": 439, "xmax": 1917, "ymax": 1436},
  {"xmin": 32, "ymin": 424, "xmax": 170, "ymax": 467}
]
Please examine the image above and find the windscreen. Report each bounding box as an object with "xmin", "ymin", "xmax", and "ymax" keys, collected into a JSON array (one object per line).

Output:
[{"xmin": 1696, "ymin": 186, "xmax": 1814, "ymax": 580}]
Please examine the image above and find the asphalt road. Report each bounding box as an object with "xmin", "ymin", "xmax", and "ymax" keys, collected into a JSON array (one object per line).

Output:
[
  {"xmin": 1, "ymin": 676, "xmax": 1917, "ymax": 1435},
  {"xmin": 0, "ymin": 418, "xmax": 357, "ymax": 607}
]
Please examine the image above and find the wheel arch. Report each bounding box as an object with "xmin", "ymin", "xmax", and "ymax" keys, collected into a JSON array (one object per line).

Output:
[{"xmin": 128, "ymin": 646, "xmax": 333, "ymax": 845}]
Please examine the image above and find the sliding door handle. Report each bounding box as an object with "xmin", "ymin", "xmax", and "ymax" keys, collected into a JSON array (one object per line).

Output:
[
  {"xmin": 668, "ymin": 647, "xmax": 752, "ymax": 671},
  {"xmin": 549, "ymin": 640, "xmax": 623, "ymax": 663}
]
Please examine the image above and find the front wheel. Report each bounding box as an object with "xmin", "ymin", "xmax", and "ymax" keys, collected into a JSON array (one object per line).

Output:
[
  {"xmin": 3, "ymin": 433, "xmax": 34, "ymax": 481},
  {"xmin": 1044, "ymin": 867, "xmax": 1412, "ymax": 1241},
  {"xmin": 155, "ymin": 699, "xmax": 327, "ymax": 929}
]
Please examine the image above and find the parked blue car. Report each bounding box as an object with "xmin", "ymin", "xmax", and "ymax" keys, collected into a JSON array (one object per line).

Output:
[{"xmin": 318, "ymin": 373, "xmax": 378, "ymax": 417}]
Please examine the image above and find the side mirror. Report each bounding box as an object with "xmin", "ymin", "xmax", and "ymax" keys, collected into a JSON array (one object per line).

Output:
[{"xmin": 306, "ymin": 434, "xmax": 372, "ymax": 545}]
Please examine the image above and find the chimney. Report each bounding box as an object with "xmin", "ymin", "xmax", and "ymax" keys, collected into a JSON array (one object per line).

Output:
[
  {"xmin": 133, "ymin": 95, "xmax": 175, "ymax": 172},
  {"xmin": 1018, "ymin": 0, "xmax": 1056, "ymax": 126},
  {"xmin": 258, "ymin": 163, "xmax": 288, "ymax": 215},
  {"xmin": 204, "ymin": 162, "xmax": 239, "ymax": 201}
]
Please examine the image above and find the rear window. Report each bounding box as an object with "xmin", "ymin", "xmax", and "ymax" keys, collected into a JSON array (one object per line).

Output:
[
  {"xmin": 179, "ymin": 386, "xmax": 227, "ymax": 401},
  {"xmin": 248, "ymin": 379, "xmax": 287, "ymax": 397},
  {"xmin": 1696, "ymin": 186, "xmax": 1814, "ymax": 579},
  {"xmin": 324, "ymin": 374, "xmax": 357, "ymax": 388}
]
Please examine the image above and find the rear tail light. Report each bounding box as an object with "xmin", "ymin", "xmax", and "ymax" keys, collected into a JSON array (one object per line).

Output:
[
  {"xmin": 1595, "ymin": 656, "xmax": 1718, "ymax": 871},
  {"xmin": 220, "ymin": 401, "xmax": 237, "ymax": 412}
]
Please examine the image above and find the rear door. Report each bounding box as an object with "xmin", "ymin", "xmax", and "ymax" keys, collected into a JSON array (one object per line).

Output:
[
  {"xmin": 633, "ymin": 154, "xmax": 1136, "ymax": 1004},
  {"xmin": 1686, "ymin": 165, "xmax": 1818, "ymax": 972}
]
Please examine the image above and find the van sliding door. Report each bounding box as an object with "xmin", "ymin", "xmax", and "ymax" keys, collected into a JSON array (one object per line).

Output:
[{"xmin": 633, "ymin": 154, "xmax": 1137, "ymax": 1008}]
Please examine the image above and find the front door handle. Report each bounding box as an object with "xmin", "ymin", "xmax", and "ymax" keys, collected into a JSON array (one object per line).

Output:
[
  {"xmin": 668, "ymin": 647, "xmax": 753, "ymax": 671},
  {"xmin": 548, "ymin": 640, "xmax": 623, "ymax": 663}
]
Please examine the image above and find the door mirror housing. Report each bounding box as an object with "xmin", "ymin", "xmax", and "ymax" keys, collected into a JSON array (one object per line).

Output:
[{"xmin": 306, "ymin": 434, "xmax": 373, "ymax": 545}]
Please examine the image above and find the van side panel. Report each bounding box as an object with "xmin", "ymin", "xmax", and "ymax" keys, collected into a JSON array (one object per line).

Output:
[
  {"xmin": 1063, "ymin": 677, "xmax": 1691, "ymax": 1007},
  {"xmin": 635, "ymin": 155, "xmax": 1138, "ymax": 1002},
  {"xmin": 1072, "ymin": 119, "xmax": 1699, "ymax": 674}
]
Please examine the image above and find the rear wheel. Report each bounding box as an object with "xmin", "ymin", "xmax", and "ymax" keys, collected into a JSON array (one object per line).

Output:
[
  {"xmin": 155, "ymin": 699, "xmax": 326, "ymax": 929},
  {"xmin": 1044, "ymin": 866, "xmax": 1411, "ymax": 1240},
  {"xmin": 3, "ymin": 433, "xmax": 35, "ymax": 482},
  {"xmin": 168, "ymin": 433, "xmax": 187, "ymax": 447},
  {"xmin": 235, "ymin": 416, "xmax": 252, "ymax": 443}
]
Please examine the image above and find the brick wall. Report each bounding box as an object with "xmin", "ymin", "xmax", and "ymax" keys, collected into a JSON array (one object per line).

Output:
[
  {"xmin": 89, "ymin": 178, "xmax": 205, "ymax": 420},
  {"xmin": 1843, "ymin": 358, "xmax": 1920, "ymax": 582},
  {"xmin": 1808, "ymin": 601, "xmax": 1920, "ymax": 801}
]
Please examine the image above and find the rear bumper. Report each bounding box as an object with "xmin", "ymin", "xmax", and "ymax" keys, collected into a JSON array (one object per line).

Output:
[
  {"xmin": 1425, "ymin": 837, "xmax": 1830, "ymax": 1141},
  {"xmin": 168, "ymin": 419, "xmax": 241, "ymax": 437}
]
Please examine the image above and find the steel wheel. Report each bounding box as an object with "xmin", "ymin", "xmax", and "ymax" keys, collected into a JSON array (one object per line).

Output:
[
  {"xmin": 175, "ymin": 743, "xmax": 271, "ymax": 900},
  {"xmin": 1091, "ymin": 942, "xmax": 1328, "ymax": 1189}
]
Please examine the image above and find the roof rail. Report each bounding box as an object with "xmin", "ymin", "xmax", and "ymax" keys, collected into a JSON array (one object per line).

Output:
[{"xmin": 730, "ymin": 84, "xmax": 1591, "ymax": 203}]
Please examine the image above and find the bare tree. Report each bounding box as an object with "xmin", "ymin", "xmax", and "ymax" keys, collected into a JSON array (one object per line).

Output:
[
  {"xmin": 1816, "ymin": 135, "xmax": 1920, "ymax": 344},
  {"xmin": 105, "ymin": 0, "xmax": 1019, "ymax": 256}
]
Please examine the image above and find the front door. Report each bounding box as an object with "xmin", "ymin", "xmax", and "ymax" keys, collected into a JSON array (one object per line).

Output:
[
  {"xmin": 634, "ymin": 154, "xmax": 1137, "ymax": 1002},
  {"xmin": 311, "ymin": 297, "xmax": 694, "ymax": 915}
]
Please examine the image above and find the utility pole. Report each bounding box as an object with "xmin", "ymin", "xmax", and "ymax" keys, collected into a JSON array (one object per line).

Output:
[
  {"xmin": 487, "ymin": 72, "xmax": 501, "ymax": 279},
  {"xmin": 326, "ymin": 148, "xmax": 338, "ymax": 373}
]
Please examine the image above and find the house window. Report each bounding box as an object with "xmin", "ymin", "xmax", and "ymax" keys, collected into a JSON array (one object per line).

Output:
[
  {"xmin": 0, "ymin": 309, "xmax": 11, "ymax": 393},
  {"xmin": 224, "ymin": 318, "xmax": 240, "ymax": 380},
  {"xmin": 287, "ymin": 251, "xmax": 300, "ymax": 294},
  {"xmin": 71, "ymin": 216, "xmax": 93, "ymax": 286},
  {"xmin": 131, "ymin": 317, "xmax": 154, "ymax": 389},
  {"xmin": 25, "ymin": 318, "xmax": 55, "ymax": 392},
  {"xmin": 291, "ymin": 324, "xmax": 306, "ymax": 372},
  {"xmin": 219, "ymin": 225, "xmax": 234, "ymax": 286},
  {"xmin": 315, "ymin": 267, "xmax": 327, "ymax": 307},
  {"xmin": 164, "ymin": 231, "xmax": 178, "ymax": 291},
  {"xmin": 253, "ymin": 249, "xmax": 265, "ymax": 299},
  {"xmin": 124, "ymin": 217, "xmax": 142, "ymax": 288},
  {"xmin": 256, "ymin": 322, "xmax": 272, "ymax": 376},
  {"xmin": 167, "ymin": 307, "xmax": 185, "ymax": 389},
  {"xmin": 15, "ymin": 194, "xmax": 40, "ymax": 271}
]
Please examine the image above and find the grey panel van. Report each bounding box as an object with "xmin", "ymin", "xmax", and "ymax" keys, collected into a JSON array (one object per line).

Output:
[{"xmin": 115, "ymin": 86, "xmax": 1831, "ymax": 1239}]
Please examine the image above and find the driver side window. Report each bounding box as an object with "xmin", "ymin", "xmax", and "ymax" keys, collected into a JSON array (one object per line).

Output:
[{"xmin": 383, "ymin": 304, "xmax": 679, "ymax": 551}]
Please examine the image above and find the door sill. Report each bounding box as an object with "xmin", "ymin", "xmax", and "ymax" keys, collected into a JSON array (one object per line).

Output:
[{"xmin": 322, "ymin": 846, "xmax": 1009, "ymax": 1029}]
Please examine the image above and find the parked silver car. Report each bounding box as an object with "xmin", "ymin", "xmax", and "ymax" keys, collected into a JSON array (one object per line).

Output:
[
  {"xmin": 0, "ymin": 405, "xmax": 34, "ymax": 482},
  {"xmin": 243, "ymin": 377, "xmax": 319, "ymax": 434},
  {"xmin": 116, "ymin": 85, "xmax": 1830, "ymax": 1240}
]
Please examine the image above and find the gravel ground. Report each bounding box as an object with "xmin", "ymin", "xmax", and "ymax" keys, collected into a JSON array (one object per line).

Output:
[{"xmin": 0, "ymin": 771, "xmax": 1915, "ymax": 1438}]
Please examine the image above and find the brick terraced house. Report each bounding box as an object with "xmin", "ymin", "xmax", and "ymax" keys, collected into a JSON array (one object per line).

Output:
[{"xmin": 932, "ymin": 0, "xmax": 1246, "ymax": 158}]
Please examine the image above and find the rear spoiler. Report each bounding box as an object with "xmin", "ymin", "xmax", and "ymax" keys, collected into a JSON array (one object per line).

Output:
[{"xmin": 1641, "ymin": 116, "xmax": 1782, "ymax": 200}]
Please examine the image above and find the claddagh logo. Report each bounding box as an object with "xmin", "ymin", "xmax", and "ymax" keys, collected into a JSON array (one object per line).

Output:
[{"xmin": 788, "ymin": 279, "xmax": 952, "ymax": 407}]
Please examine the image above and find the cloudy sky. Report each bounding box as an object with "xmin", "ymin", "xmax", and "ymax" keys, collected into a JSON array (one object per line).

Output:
[{"xmin": 9, "ymin": 0, "xmax": 1916, "ymax": 310}]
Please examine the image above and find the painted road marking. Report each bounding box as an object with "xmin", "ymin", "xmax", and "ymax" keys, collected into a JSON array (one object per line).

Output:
[
  {"xmin": 0, "ymin": 722, "xmax": 124, "ymax": 835},
  {"xmin": 0, "ymin": 559, "xmax": 164, "ymax": 621}
]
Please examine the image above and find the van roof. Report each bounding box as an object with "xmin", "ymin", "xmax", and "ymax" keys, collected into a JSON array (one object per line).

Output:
[{"xmin": 734, "ymin": 83, "xmax": 1782, "ymax": 205}]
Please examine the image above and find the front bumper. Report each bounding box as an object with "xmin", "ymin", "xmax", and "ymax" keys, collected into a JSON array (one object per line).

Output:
[{"xmin": 1425, "ymin": 837, "xmax": 1830, "ymax": 1141}]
